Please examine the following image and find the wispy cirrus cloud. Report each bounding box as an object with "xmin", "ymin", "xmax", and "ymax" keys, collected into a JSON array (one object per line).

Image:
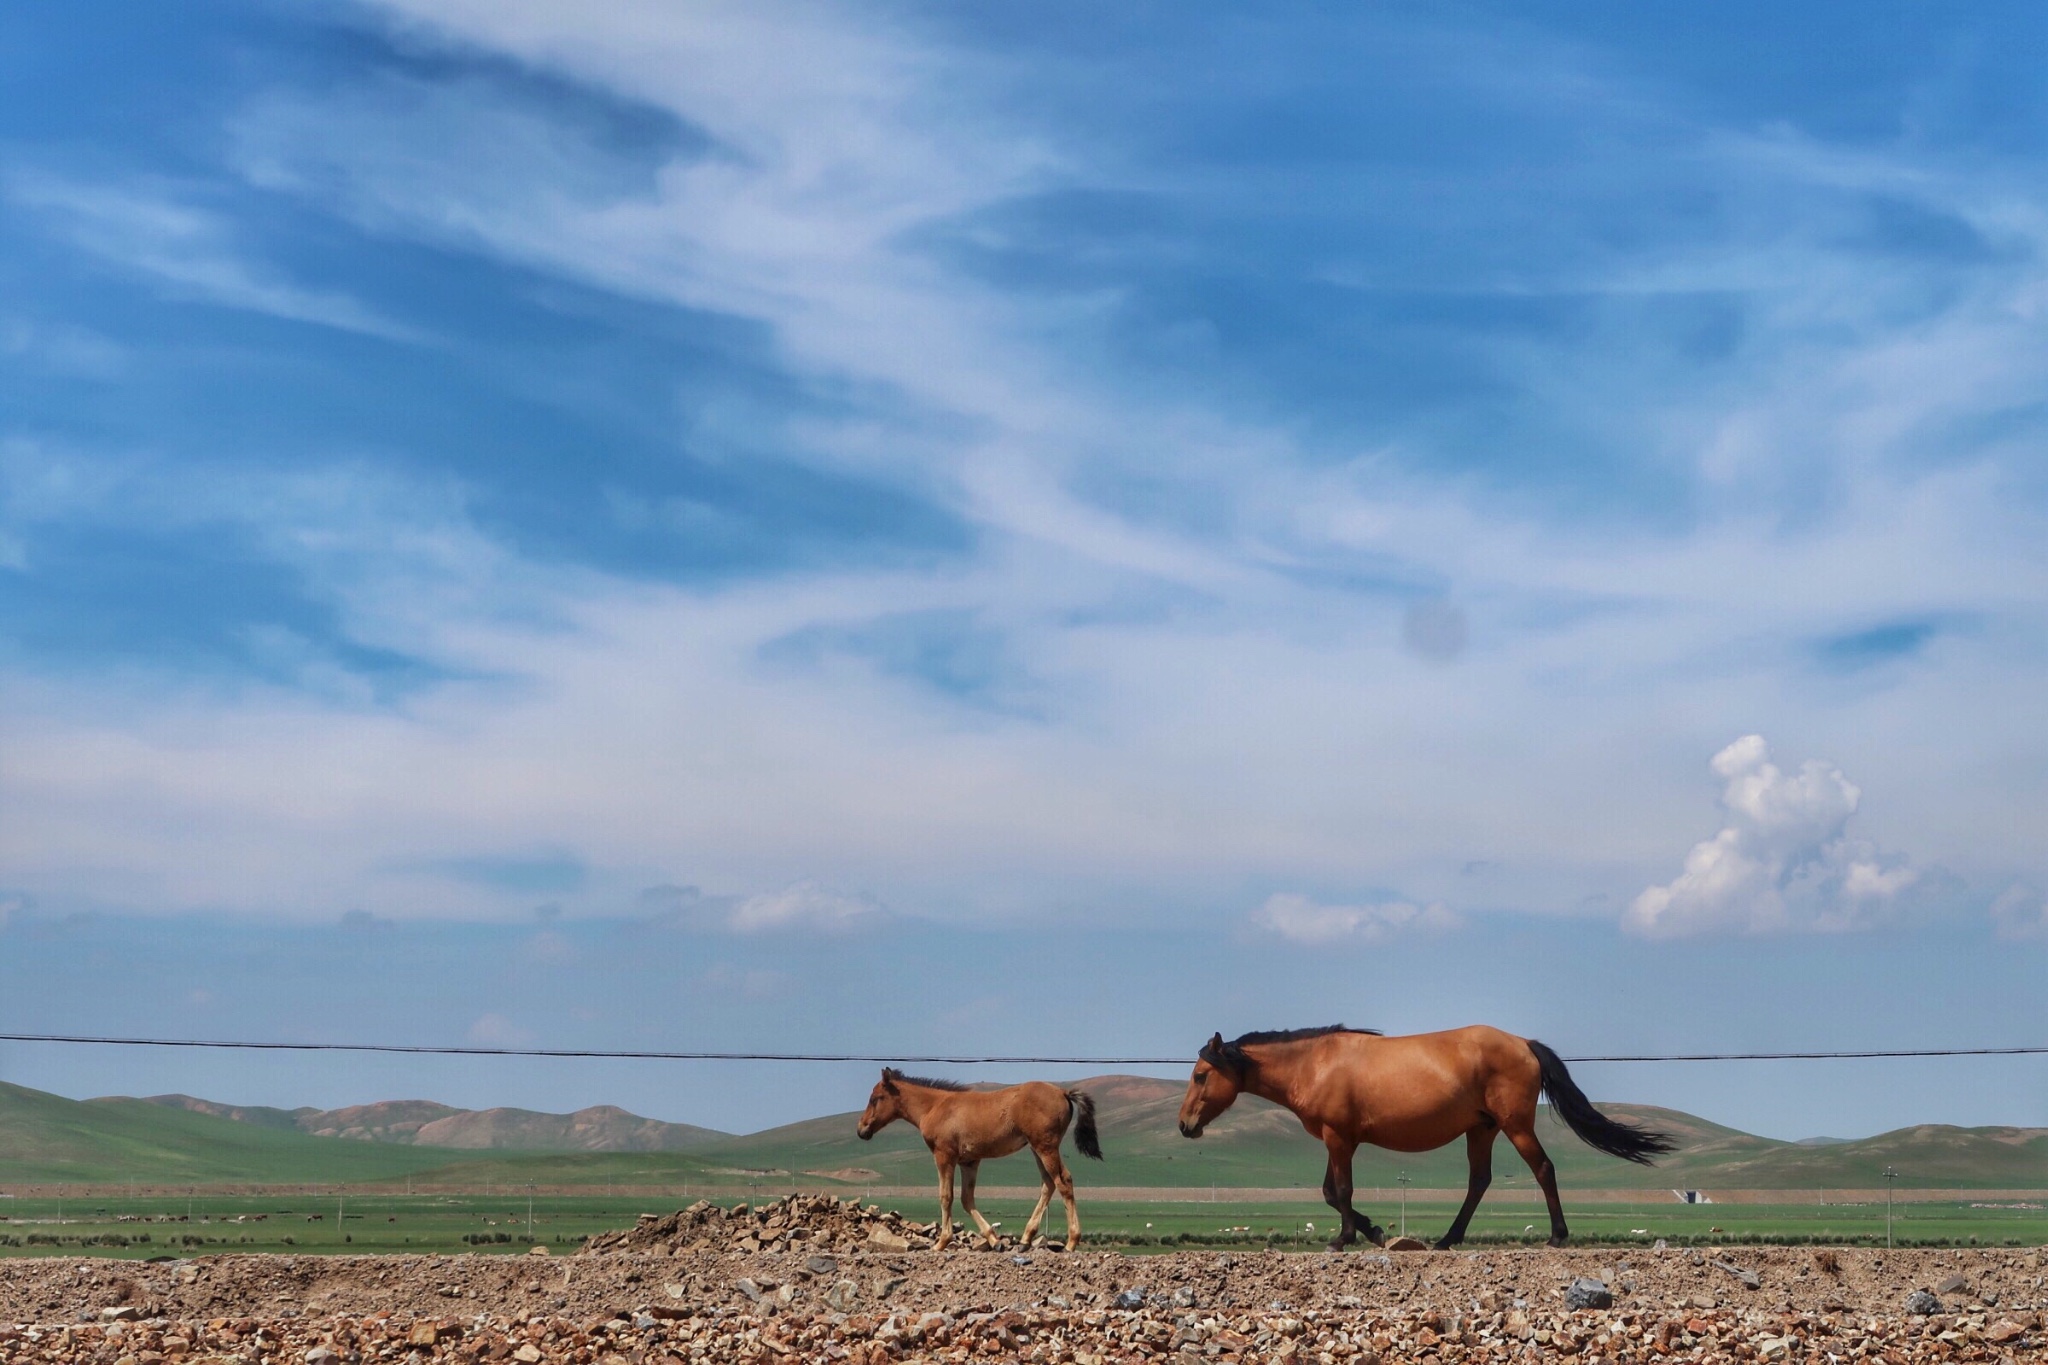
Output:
[
  {"xmin": 9, "ymin": 174, "xmax": 422, "ymax": 341},
  {"xmin": 1252, "ymin": 892, "xmax": 1461, "ymax": 946},
  {"xmin": 0, "ymin": 2, "xmax": 2044, "ymax": 946}
]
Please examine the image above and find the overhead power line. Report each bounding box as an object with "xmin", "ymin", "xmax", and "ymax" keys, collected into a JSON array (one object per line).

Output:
[{"xmin": 0, "ymin": 1032, "xmax": 2043, "ymax": 1065}]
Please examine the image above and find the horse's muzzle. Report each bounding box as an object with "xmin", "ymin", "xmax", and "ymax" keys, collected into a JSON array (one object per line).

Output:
[
  {"xmin": 1178, "ymin": 1119, "xmax": 1204, "ymax": 1139},
  {"xmin": 856, "ymin": 1126, "xmax": 874, "ymax": 1141}
]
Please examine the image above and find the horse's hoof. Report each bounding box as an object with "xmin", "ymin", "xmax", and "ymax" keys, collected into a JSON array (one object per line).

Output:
[
  {"xmin": 1363, "ymin": 1226, "xmax": 1386, "ymax": 1248},
  {"xmin": 1324, "ymin": 1239, "xmax": 1348, "ymax": 1253},
  {"xmin": 1547, "ymin": 1234, "xmax": 1569, "ymax": 1248},
  {"xmin": 1432, "ymin": 1237, "xmax": 1457, "ymax": 1251}
]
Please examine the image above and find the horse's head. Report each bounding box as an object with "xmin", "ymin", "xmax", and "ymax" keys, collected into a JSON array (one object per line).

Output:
[
  {"xmin": 1178, "ymin": 1032, "xmax": 1243, "ymax": 1139},
  {"xmin": 856, "ymin": 1067, "xmax": 905, "ymax": 1140}
]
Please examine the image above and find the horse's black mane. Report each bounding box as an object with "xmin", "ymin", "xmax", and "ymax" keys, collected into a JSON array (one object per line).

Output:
[
  {"xmin": 881, "ymin": 1068, "xmax": 968, "ymax": 1092},
  {"xmin": 1202, "ymin": 1024, "xmax": 1381, "ymax": 1074}
]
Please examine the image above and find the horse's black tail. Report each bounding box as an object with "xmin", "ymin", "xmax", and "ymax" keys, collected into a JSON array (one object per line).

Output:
[
  {"xmin": 1067, "ymin": 1090, "xmax": 1104, "ymax": 1160},
  {"xmin": 1529, "ymin": 1040, "xmax": 1676, "ymax": 1166}
]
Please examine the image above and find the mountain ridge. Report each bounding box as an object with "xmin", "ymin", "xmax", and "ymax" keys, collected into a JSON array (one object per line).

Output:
[{"xmin": 123, "ymin": 1094, "xmax": 729, "ymax": 1152}]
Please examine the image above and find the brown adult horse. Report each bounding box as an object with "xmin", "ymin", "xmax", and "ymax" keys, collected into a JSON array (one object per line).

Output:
[
  {"xmin": 1178, "ymin": 1025, "xmax": 1673, "ymax": 1250},
  {"xmin": 857, "ymin": 1069, "xmax": 1103, "ymax": 1250}
]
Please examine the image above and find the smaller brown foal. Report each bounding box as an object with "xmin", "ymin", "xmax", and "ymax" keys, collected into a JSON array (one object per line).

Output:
[{"xmin": 856, "ymin": 1069, "xmax": 1103, "ymax": 1250}]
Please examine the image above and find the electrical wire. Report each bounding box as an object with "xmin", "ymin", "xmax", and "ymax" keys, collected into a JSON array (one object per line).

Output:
[{"xmin": 0, "ymin": 1032, "xmax": 2043, "ymax": 1065}]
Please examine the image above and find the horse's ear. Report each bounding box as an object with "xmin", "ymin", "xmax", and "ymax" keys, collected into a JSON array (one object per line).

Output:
[
  {"xmin": 881, "ymin": 1067, "xmax": 901, "ymax": 1091},
  {"xmin": 1198, "ymin": 1032, "xmax": 1225, "ymax": 1065}
]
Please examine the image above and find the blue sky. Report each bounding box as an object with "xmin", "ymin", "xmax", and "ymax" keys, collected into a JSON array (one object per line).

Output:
[{"xmin": 1, "ymin": 2, "xmax": 2044, "ymax": 1142}]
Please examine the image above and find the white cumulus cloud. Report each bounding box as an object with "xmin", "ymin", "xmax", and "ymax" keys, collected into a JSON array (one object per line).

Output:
[
  {"xmin": 1989, "ymin": 883, "xmax": 2047, "ymax": 941},
  {"xmin": 466, "ymin": 1012, "xmax": 534, "ymax": 1046},
  {"xmin": 1252, "ymin": 892, "xmax": 1462, "ymax": 945},
  {"xmin": 727, "ymin": 880, "xmax": 887, "ymax": 934},
  {"xmin": 1625, "ymin": 735, "xmax": 1923, "ymax": 938}
]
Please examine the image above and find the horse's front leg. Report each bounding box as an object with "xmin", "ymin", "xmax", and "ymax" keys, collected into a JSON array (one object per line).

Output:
[
  {"xmin": 1321, "ymin": 1137, "xmax": 1383, "ymax": 1251},
  {"xmin": 1435, "ymin": 1125, "xmax": 1496, "ymax": 1250},
  {"xmin": 932, "ymin": 1151, "xmax": 957, "ymax": 1250},
  {"xmin": 958, "ymin": 1160, "xmax": 999, "ymax": 1247}
]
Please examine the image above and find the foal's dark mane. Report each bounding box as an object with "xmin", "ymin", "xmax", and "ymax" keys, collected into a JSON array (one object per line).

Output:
[
  {"xmin": 1202, "ymin": 1024, "xmax": 1381, "ymax": 1074},
  {"xmin": 881, "ymin": 1067, "xmax": 969, "ymax": 1092}
]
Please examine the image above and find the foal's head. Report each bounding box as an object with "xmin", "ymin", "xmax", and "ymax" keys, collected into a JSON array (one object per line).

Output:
[
  {"xmin": 1177, "ymin": 1032, "xmax": 1245, "ymax": 1139},
  {"xmin": 856, "ymin": 1068, "xmax": 907, "ymax": 1140}
]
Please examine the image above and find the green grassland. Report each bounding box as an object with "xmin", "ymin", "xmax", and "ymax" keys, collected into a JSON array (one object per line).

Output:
[
  {"xmin": 1, "ymin": 1190, "xmax": 2042, "ymax": 1261},
  {"xmin": 3, "ymin": 1075, "xmax": 2044, "ymax": 1266}
]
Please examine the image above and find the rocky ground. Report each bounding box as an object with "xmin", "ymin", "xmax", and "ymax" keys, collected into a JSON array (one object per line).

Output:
[{"xmin": 0, "ymin": 1195, "xmax": 2041, "ymax": 1362}]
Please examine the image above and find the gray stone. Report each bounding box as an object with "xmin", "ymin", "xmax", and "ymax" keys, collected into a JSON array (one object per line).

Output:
[
  {"xmin": 1710, "ymin": 1259, "xmax": 1762, "ymax": 1290},
  {"xmin": 1904, "ymin": 1289, "xmax": 1941, "ymax": 1316},
  {"xmin": 1564, "ymin": 1277, "xmax": 1612, "ymax": 1311},
  {"xmin": 806, "ymin": 1256, "xmax": 838, "ymax": 1276},
  {"xmin": 1936, "ymin": 1272, "xmax": 1967, "ymax": 1295},
  {"xmin": 1171, "ymin": 1286, "xmax": 1197, "ymax": 1309},
  {"xmin": 734, "ymin": 1278, "xmax": 764, "ymax": 1302},
  {"xmin": 1113, "ymin": 1288, "xmax": 1147, "ymax": 1310},
  {"xmin": 98, "ymin": 1307, "xmax": 142, "ymax": 1323},
  {"xmin": 1010, "ymin": 1255, "xmax": 1032, "ymax": 1266},
  {"xmin": 305, "ymin": 1350, "xmax": 338, "ymax": 1365},
  {"xmin": 825, "ymin": 1279, "xmax": 860, "ymax": 1312}
]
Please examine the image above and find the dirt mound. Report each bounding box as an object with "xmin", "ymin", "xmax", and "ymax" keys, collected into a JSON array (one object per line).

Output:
[{"xmin": 584, "ymin": 1193, "xmax": 948, "ymax": 1256}]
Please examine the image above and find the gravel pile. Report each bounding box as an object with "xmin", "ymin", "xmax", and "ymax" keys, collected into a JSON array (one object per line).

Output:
[
  {"xmin": 0, "ymin": 1198, "xmax": 2041, "ymax": 1363},
  {"xmin": 0, "ymin": 1291, "xmax": 2037, "ymax": 1364}
]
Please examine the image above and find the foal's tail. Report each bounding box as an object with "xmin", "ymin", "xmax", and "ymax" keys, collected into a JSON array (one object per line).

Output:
[
  {"xmin": 1066, "ymin": 1090, "xmax": 1104, "ymax": 1160},
  {"xmin": 1529, "ymin": 1040, "xmax": 1677, "ymax": 1166}
]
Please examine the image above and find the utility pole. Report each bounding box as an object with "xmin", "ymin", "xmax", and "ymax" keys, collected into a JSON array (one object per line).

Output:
[
  {"xmin": 1882, "ymin": 1167, "xmax": 1899, "ymax": 1249},
  {"xmin": 527, "ymin": 1183, "xmax": 535, "ymax": 1242},
  {"xmin": 1397, "ymin": 1172, "xmax": 1410, "ymax": 1238}
]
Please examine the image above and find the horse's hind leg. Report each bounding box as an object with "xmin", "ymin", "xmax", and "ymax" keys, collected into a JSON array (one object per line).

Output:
[
  {"xmin": 1435, "ymin": 1126, "xmax": 1497, "ymax": 1249},
  {"xmin": 1321, "ymin": 1138, "xmax": 1383, "ymax": 1251},
  {"xmin": 1019, "ymin": 1151, "xmax": 1056, "ymax": 1247},
  {"xmin": 1037, "ymin": 1143, "xmax": 1082, "ymax": 1250},
  {"xmin": 958, "ymin": 1160, "xmax": 998, "ymax": 1247},
  {"xmin": 1503, "ymin": 1123, "xmax": 1568, "ymax": 1246},
  {"xmin": 933, "ymin": 1153, "xmax": 958, "ymax": 1251}
]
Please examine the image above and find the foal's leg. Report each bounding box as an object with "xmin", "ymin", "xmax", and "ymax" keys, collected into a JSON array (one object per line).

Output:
[
  {"xmin": 933, "ymin": 1152, "xmax": 958, "ymax": 1250},
  {"xmin": 1320, "ymin": 1136, "xmax": 1383, "ymax": 1250},
  {"xmin": 1036, "ymin": 1143, "xmax": 1081, "ymax": 1250},
  {"xmin": 1019, "ymin": 1151, "xmax": 1056, "ymax": 1247},
  {"xmin": 1435, "ymin": 1126, "xmax": 1497, "ymax": 1249},
  {"xmin": 958, "ymin": 1160, "xmax": 998, "ymax": 1247},
  {"xmin": 1503, "ymin": 1124, "xmax": 1569, "ymax": 1246}
]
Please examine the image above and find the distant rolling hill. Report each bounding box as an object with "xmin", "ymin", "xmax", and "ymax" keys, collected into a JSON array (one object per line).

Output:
[
  {"xmin": 139, "ymin": 1095, "xmax": 729, "ymax": 1152},
  {"xmin": 0, "ymin": 1077, "xmax": 2041, "ymax": 1192}
]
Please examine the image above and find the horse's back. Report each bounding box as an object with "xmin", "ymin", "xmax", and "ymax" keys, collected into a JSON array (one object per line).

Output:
[
  {"xmin": 1319, "ymin": 1026, "xmax": 1541, "ymax": 1149},
  {"xmin": 929, "ymin": 1080, "xmax": 1073, "ymax": 1160}
]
